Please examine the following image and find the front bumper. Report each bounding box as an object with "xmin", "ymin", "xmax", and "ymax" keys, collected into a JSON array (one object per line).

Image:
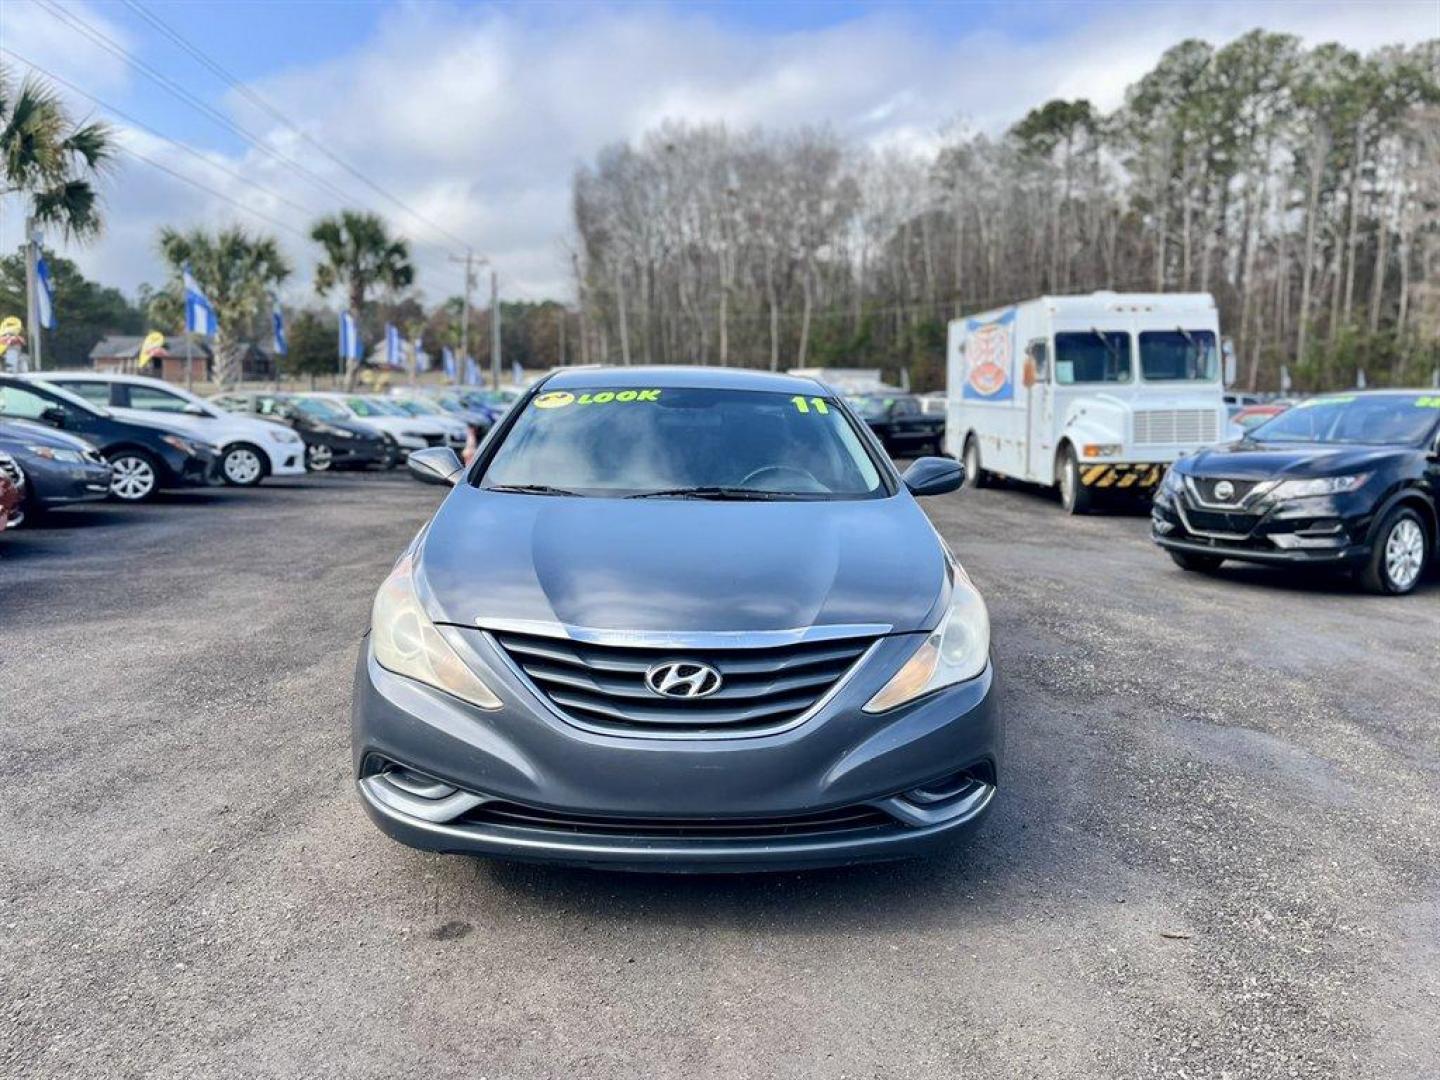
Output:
[
  {"xmin": 16, "ymin": 457, "xmax": 112, "ymax": 507},
  {"xmin": 1152, "ymin": 486, "xmax": 1374, "ymax": 567},
  {"xmin": 264, "ymin": 441, "xmax": 306, "ymax": 476},
  {"xmin": 1079, "ymin": 461, "xmax": 1166, "ymax": 492},
  {"xmin": 351, "ymin": 639, "xmax": 1001, "ymax": 872}
]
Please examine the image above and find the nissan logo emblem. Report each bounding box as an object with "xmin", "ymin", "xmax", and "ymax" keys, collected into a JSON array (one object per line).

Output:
[
  {"xmin": 1213, "ymin": 480, "xmax": 1236, "ymax": 501},
  {"xmin": 645, "ymin": 660, "xmax": 723, "ymax": 699}
]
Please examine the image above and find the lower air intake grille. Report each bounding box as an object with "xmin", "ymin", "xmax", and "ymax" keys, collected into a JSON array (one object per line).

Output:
[
  {"xmin": 490, "ymin": 630, "xmax": 876, "ymax": 737},
  {"xmin": 458, "ymin": 801, "xmax": 895, "ymax": 839}
]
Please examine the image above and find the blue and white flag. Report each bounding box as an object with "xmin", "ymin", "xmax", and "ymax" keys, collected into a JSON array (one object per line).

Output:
[
  {"xmin": 442, "ymin": 347, "xmax": 456, "ymax": 380},
  {"xmin": 464, "ymin": 355, "xmax": 480, "ymax": 386},
  {"xmin": 34, "ymin": 251, "xmax": 55, "ymax": 330},
  {"xmin": 339, "ymin": 310, "xmax": 361, "ymax": 362},
  {"xmin": 385, "ymin": 323, "xmax": 402, "ymax": 366},
  {"xmin": 183, "ymin": 263, "xmax": 217, "ymax": 336},
  {"xmin": 512, "ymin": 360, "xmax": 522, "ymax": 386},
  {"xmin": 271, "ymin": 298, "xmax": 287, "ymax": 356},
  {"xmin": 413, "ymin": 338, "xmax": 427, "ymax": 372}
]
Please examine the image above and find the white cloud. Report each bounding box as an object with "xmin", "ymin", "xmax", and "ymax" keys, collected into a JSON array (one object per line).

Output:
[{"xmin": 2, "ymin": 0, "xmax": 1435, "ymax": 327}]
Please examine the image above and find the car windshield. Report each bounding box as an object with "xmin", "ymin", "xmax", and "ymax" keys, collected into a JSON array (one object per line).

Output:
[
  {"xmin": 480, "ymin": 386, "xmax": 886, "ymax": 499},
  {"xmin": 1140, "ymin": 330, "xmax": 1218, "ymax": 382},
  {"xmin": 1248, "ymin": 394, "xmax": 1440, "ymax": 446},
  {"xmin": 295, "ymin": 397, "xmax": 349, "ymax": 421},
  {"xmin": 1055, "ymin": 331, "xmax": 1131, "ymax": 384},
  {"xmin": 5, "ymin": 379, "xmax": 109, "ymax": 418},
  {"xmin": 395, "ymin": 399, "xmax": 440, "ymax": 416},
  {"xmin": 345, "ymin": 397, "xmax": 402, "ymax": 417}
]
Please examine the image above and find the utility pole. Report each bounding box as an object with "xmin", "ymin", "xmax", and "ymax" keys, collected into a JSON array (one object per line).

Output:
[
  {"xmin": 23, "ymin": 218, "xmax": 42, "ymax": 372},
  {"xmin": 447, "ymin": 249, "xmax": 485, "ymax": 382},
  {"xmin": 490, "ymin": 270, "xmax": 501, "ymax": 390}
]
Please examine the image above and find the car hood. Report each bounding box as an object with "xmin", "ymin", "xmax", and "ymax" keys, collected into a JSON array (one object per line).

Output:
[
  {"xmin": 0, "ymin": 418, "xmax": 97, "ymax": 453},
  {"xmin": 1181, "ymin": 440, "xmax": 1407, "ymax": 479},
  {"xmin": 416, "ymin": 488, "xmax": 946, "ymax": 635}
]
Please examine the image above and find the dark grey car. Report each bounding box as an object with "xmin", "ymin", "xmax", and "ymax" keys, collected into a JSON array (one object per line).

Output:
[
  {"xmin": 352, "ymin": 367, "xmax": 1000, "ymax": 871},
  {"xmin": 0, "ymin": 419, "xmax": 112, "ymax": 521}
]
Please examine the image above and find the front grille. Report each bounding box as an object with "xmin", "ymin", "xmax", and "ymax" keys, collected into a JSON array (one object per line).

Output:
[
  {"xmin": 457, "ymin": 800, "xmax": 895, "ymax": 839},
  {"xmin": 1134, "ymin": 409, "xmax": 1218, "ymax": 446},
  {"xmin": 1191, "ymin": 477, "xmax": 1261, "ymax": 505},
  {"xmin": 491, "ymin": 630, "xmax": 876, "ymax": 737}
]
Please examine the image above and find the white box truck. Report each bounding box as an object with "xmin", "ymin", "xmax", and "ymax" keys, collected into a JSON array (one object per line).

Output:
[{"xmin": 946, "ymin": 292, "xmax": 1228, "ymax": 513}]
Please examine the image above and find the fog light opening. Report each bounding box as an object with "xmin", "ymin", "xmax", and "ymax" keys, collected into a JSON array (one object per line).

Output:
[
  {"xmin": 904, "ymin": 767, "xmax": 991, "ymax": 808},
  {"xmin": 379, "ymin": 764, "xmax": 458, "ymax": 801}
]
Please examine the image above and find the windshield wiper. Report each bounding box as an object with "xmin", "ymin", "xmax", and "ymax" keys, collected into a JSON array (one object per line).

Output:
[
  {"xmin": 484, "ymin": 483, "xmax": 579, "ymax": 497},
  {"xmin": 626, "ymin": 486, "xmax": 786, "ymax": 501}
]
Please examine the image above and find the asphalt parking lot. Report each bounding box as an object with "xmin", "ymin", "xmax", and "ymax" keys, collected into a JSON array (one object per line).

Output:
[{"xmin": 2, "ymin": 472, "xmax": 1437, "ymax": 1080}]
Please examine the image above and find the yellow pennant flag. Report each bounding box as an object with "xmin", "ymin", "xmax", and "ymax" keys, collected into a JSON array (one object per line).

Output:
[{"xmin": 139, "ymin": 331, "xmax": 167, "ymax": 369}]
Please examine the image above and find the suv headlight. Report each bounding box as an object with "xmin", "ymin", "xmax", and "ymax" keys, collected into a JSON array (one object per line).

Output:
[
  {"xmin": 864, "ymin": 574, "xmax": 990, "ymax": 713},
  {"xmin": 266, "ymin": 428, "xmax": 301, "ymax": 444},
  {"xmin": 1161, "ymin": 467, "xmax": 1185, "ymax": 496},
  {"xmin": 26, "ymin": 445, "xmax": 85, "ymax": 463},
  {"xmin": 1271, "ymin": 474, "xmax": 1369, "ymax": 500},
  {"xmin": 371, "ymin": 554, "xmax": 502, "ymax": 709}
]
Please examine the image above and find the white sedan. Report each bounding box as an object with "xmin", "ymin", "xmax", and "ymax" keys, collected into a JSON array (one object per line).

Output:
[
  {"xmin": 299, "ymin": 393, "xmax": 466, "ymax": 455},
  {"xmin": 35, "ymin": 373, "xmax": 306, "ymax": 486}
]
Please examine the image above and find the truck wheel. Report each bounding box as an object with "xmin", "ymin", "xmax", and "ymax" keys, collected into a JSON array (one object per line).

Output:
[
  {"xmin": 1058, "ymin": 447, "xmax": 1092, "ymax": 515},
  {"xmin": 1169, "ymin": 550, "xmax": 1224, "ymax": 573},
  {"xmin": 963, "ymin": 437, "xmax": 987, "ymax": 489},
  {"xmin": 1359, "ymin": 507, "xmax": 1430, "ymax": 595}
]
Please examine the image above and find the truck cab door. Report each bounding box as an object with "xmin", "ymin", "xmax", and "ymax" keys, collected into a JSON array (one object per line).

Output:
[{"xmin": 1024, "ymin": 339, "xmax": 1053, "ymax": 482}]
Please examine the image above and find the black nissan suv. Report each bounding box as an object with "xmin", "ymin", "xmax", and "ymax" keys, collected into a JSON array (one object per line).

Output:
[{"xmin": 1152, "ymin": 391, "xmax": 1440, "ymax": 595}]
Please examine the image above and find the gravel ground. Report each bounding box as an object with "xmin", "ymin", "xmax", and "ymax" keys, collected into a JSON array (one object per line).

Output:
[{"xmin": 1, "ymin": 471, "xmax": 1437, "ymax": 1080}]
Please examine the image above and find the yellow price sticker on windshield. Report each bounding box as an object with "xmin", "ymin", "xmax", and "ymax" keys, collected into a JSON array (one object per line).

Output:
[
  {"xmin": 791, "ymin": 396, "xmax": 830, "ymax": 414},
  {"xmin": 534, "ymin": 389, "xmax": 661, "ymax": 409},
  {"xmin": 1414, "ymin": 396, "xmax": 1440, "ymax": 408}
]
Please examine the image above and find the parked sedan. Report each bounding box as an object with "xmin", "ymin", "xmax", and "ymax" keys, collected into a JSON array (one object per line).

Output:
[
  {"xmin": 296, "ymin": 393, "xmax": 460, "ymax": 457},
  {"xmin": 1153, "ymin": 391, "xmax": 1440, "ymax": 595},
  {"xmin": 354, "ymin": 368, "xmax": 996, "ymax": 872},
  {"xmin": 0, "ymin": 418, "xmax": 112, "ymax": 521},
  {"xmin": 209, "ymin": 391, "xmax": 396, "ymax": 471},
  {"xmin": 848, "ymin": 393, "xmax": 947, "ymax": 456},
  {"xmin": 41, "ymin": 373, "xmax": 306, "ymax": 487},
  {"xmin": 0, "ymin": 376, "xmax": 216, "ymax": 502},
  {"xmin": 0, "ymin": 452, "xmax": 23, "ymax": 530}
]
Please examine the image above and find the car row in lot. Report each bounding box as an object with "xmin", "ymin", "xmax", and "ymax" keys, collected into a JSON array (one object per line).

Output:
[{"xmin": 0, "ymin": 371, "xmax": 519, "ymax": 532}]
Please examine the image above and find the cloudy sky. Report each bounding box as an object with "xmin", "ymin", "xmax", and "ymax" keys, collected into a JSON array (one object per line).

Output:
[{"xmin": 2, "ymin": 0, "xmax": 1435, "ymax": 309}]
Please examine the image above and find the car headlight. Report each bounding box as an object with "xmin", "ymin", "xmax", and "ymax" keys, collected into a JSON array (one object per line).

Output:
[
  {"xmin": 266, "ymin": 428, "xmax": 301, "ymax": 444},
  {"xmin": 160, "ymin": 434, "xmax": 199, "ymax": 456},
  {"xmin": 1161, "ymin": 466, "xmax": 1185, "ymax": 495},
  {"xmin": 26, "ymin": 445, "xmax": 85, "ymax": 463},
  {"xmin": 864, "ymin": 573, "xmax": 990, "ymax": 713},
  {"xmin": 1271, "ymin": 474, "xmax": 1370, "ymax": 500},
  {"xmin": 371, "ymin": 554, "xmax": 502, "ymax": 709}
]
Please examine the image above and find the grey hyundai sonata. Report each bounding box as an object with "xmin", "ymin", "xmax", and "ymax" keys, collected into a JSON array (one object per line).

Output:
[{"xmin": 352, "ymin": 367, "xmax": 1001, "ymax": 871}]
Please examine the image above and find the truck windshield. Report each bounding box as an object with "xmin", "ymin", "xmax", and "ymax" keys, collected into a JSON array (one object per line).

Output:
[
  {"xmin": 1140, "ymin": 330, "xmax": 1218, "ymax": 382},
  {"xmin": 480, "ymin": 387, "xmax": 885, "ymax": 499},
  {"xmin": 1054, "ymin": 331, "xmax": 1131, "ymax": 384}
]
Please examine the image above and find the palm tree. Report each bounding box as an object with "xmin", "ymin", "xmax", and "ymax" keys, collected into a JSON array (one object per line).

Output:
[
  {"xmin": 0, "ymin": 64, "xmax": 115, "ymax": 239},
  {"xmin": 310, "ymin": 210, "xmax": 414, "ymax": 386},
  {"xmin": 155, "ymin": 226, "xmax": 291, "ymax": 387}
]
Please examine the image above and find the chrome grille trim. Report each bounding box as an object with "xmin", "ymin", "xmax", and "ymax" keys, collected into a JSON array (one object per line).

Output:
[
  {"xmin": 473, "ymin": 617, "xmax": 891, "ymax": 650},
  {"xmin": 1133, "ymin": 409, "xmax": 1219, "ymax": 446},
  {"xmin": 489, "ymin": 629, "xmax": 882, "ymax": 740}
]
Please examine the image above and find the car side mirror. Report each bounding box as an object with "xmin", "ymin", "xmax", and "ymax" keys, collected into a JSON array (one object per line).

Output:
[
  {"xmin": 902, "ymin": 456, "xmax": 965, "ymax": 497},
  {"xmin": 40, "ymin": 405, "xmax": 67, "ymax": 428},
  {"xmin": 407, "ymin": 446, "xmax": 464, "ymax": 486},
  {"xmin": 182, "ymin": 401, "xmax": 208, "ymax": 416}
]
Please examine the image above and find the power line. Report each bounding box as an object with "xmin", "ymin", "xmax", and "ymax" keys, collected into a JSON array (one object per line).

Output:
[
  {"xmin": 112, "ymin": 143, "xmax": 311, "ymax": 241},
  {"xmin": 31, "ymin": 0, "xmax": 409, "ymax": 239},
  {"xmin": 120, "ymin": 0, "xmax": 474, "ymax": 255},
  {"xmin": 1, "ymin": 46, "xmax": 323, "ymax": 226}
]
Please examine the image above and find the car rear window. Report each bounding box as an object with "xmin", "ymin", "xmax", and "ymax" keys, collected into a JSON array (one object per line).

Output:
[{"xmin": 479, "ymin": 386, "xmax": 886, "ymax": 499}]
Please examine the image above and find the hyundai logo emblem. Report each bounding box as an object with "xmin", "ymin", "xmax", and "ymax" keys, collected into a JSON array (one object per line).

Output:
[
  {"xmin": 1213, "ymin": 480, "xmax": 1236, "ymax": 501},
  {"xmin": 645, "ymin": 660, "xmax": 723, "ymax": 699}
]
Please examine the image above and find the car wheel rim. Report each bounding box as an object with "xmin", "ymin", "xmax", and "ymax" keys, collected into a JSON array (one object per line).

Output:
[
  {"xmin": 111, "ymin": 457, "xmax": 155, "ymax": 500},
  {"xmin": 1385, "ymin": 518, "xmax": 1424, "ymax": 590},
  {"xmin": 224, "ymin": 448, "xmax": 262, "ymax": 484},
  {"xmin": 307, "ymin": 445, "xmax": 332, "ymax": 471}
]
